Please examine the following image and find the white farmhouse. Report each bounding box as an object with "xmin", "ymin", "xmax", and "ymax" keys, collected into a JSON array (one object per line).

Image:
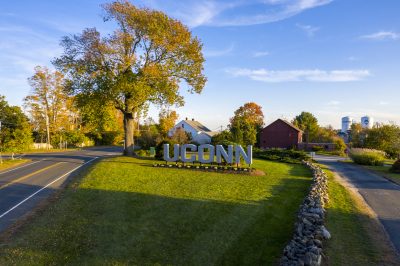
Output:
[{"xmin": 168, "ymin": 118, "xmax": 218, "ymax": 144}]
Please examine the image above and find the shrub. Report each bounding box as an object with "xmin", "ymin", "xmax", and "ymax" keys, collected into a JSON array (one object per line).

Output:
[
  {"xmin": 349, "ymin": 148, "xmax": 386, "ymax": 166},
  {"xmin": 155, "ymin": 139, "xmax": 178, "ymax": 160},
  {"xmin": 136, "ymin": 149, "xmax": 151, "ymax": 157},
  {"xmin": 253, "ymin": 148, "xmax": 309, "ymax": 164},
  {"xmin": 333, "ymin": 137, "xmax": 347, "ymax": 154},
  {"xmin": 87, "ymin": 131, "xmax": 123, "ymax": 146},
  {"xmin": 390, "ymin": 159, "xmax": 400, "ymax": 173}
]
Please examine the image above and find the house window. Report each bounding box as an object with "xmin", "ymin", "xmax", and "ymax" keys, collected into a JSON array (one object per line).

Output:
[{"xmin": 182, "ymin": 124, "xmax": 184, "ymax": 128}]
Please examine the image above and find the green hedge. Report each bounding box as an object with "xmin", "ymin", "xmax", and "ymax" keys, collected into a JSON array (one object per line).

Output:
[
  {"xmin": 253, "ymin": 148, "xmax": 309, "ymax": 164},
  {"xmin": 349, "ymin": 148, "xmax": 386, "ymax": 166}
]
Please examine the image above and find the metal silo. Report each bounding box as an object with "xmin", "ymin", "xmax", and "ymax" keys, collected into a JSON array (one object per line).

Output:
[
  {"xmin": 361, "ymin": 116, "xmax": 373, "ymax": 129},
  {"xmin": 341, "ymin": 116, "xmax": 352, "ymax": 133}
]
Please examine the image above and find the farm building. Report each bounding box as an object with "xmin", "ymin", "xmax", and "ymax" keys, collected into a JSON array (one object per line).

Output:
[
  {"xmin": 168, "ymin": 118, "xmax": 218, "ymax": 144},
  {"xmin": 260, "ymin": 119, "xmax": 303, "ymax": 149}
]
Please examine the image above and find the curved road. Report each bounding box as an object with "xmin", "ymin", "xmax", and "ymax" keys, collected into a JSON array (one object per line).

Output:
[
  {"xmin": 0, "ymin": 146, "xmax": 122, "ymax": 233},
  {"xmin": 316, "ymin": 155, "xmax": 400, "ymax": 254}
]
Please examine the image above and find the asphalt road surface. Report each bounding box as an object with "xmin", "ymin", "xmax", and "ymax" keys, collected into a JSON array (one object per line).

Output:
[
  {"xmin": 0, "ymin": 146, "xmax": 122, "ymax": 233},
  {"xmin": 316, "ymin": 155, "xmax": 400, "ymax": 254}
]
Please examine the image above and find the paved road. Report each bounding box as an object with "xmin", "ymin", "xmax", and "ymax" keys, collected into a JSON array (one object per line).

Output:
[
  {"xmin": 0, "ymin": 146, "xmax": 122, "ymax": 233},
  {"xmin": 316, "ymin": 155, "xmax": 400, "ymax": 254}
]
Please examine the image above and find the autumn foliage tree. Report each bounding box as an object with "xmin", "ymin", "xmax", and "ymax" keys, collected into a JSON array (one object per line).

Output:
[
  {"xmin": 158, "ymin": 110, "xmax": 178, "ymax": 138},
  {"xmin": 24, "ymin": 66, "xmax": 70, "ymax": 146},
  {"xmin": 229, "ymin": 102, "xmax": 264, "ymax": 146},
  {"xmin": 54, "ymin": 1, "xmax": 206, "ymax": 156}
]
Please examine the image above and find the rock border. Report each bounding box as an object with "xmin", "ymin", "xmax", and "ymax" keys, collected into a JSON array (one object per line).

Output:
[{"xmin": 281, "ymin": 161, "xmax": 330, "ymax": 266}]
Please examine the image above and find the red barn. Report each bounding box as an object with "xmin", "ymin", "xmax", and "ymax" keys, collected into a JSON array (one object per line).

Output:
[{"xmin": 260, "ymin": 119, "xmax": 303, "ymax": 149}]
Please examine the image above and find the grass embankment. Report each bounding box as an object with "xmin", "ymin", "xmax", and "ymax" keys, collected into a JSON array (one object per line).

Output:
[
  {"xmin": 364, "ymin": 165, "xmax": 400, "ymax": 185},
  {"xmin": 320, "ymin": 165, "xmax": 399, "ymax": 265},
  {"xmin": 0, "ymin": 157, "xmax": 312, "ymax": 265},
  {"xmin": 3, "ymin": 148, "xmax": 80, "ymax": 155},
  {"xmin": 0, "ymin": 159, "xmax": 30, "ymax": 171}
]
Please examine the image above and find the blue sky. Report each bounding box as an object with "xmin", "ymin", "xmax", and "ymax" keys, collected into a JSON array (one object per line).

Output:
[{"xmin": 1, "ymin": 0, "xmax": 399, "ymax": 129}]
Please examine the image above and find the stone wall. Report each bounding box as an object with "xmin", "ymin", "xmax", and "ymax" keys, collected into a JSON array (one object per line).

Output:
[{"xmin": 281, "ymin": 161, "xmax": 330, "ymax": 266}]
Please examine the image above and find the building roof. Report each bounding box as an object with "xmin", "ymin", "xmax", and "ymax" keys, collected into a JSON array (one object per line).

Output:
[
  {"xmin": 184, "ymin": 119, "xmax": 212, "ymax": 132},
  {"xmin": 203, "ymin": 131, "xmax": 219, "ymax": 137},
  {"xmin": 266, "ymin": 119, "xmax": 303, "ymax": 133}
]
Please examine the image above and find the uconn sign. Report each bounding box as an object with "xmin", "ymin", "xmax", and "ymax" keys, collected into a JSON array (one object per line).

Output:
[{"xmin": 163, "ymin": 144, "xmax": 253, "ymax": 165}]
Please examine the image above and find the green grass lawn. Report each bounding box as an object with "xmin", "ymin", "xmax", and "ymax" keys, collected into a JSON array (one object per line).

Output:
[
  {"xmin": 0, "ymin": 157, "xmax": 312, "ymax": 265},
  {"xmin": 320, "ymin": 165, "xmax": 398, "ymax": 265},
  {"xmin": 0, "ymin": 159, "xmax": 30, "ymax": 171}
]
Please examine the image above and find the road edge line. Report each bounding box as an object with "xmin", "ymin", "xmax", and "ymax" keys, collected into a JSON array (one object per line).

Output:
[{"xmin": 0, "ymin": 157, "xmax": 98, "ymax": 219}]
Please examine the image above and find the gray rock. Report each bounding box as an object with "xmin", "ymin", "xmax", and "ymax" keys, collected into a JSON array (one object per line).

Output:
[
  {"xmin": 313, "ymin": 239, "xmax": 322, "ymax": 248},
  {"xmin": 297, "ymin": 259, "xmax": 305, "ymax": 266},
  {"xmin": 280, "ymin": 162, "xmax": 330, "ymax": 265},
  {"xmin": 304, "ymin": 252, "xmax": 313, "ymax": 265},
  {"xmin": 321, "ymin": 226, "xmax": 331, "ymax": 239}
]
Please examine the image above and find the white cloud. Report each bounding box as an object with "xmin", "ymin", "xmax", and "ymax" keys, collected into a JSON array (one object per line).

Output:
[
  {"xmin": 172, "ymin": 1, "xmax": 229, "ymax": 28},
  {"xmin": 360, "ymin": 31, "xmax": 399, "ymax": 40},
  {"xmin": 226, "ymin": 68, "xmax": 370, "ymax": 82},
  {"xmin": 252, "ymin": 51, "xmax": 270, "ymax": 57},
  {"xmin": 296, "ymin": 23, "xmax": 320, "ymax": 36},
  {"xmin": 327, "ymin": 100, "xmax": 340, "ymax": 106},
  {"xmin": 142, "ymin": 0, "xmax": 333, "ymax": 27},
  {"xmin": 203, "ymin": 43, "xmax": 234, "ymax": 57},
  {"xmin": 347, "ymin": 56, "xmax": 358, "ymax": 61},
  {"xmin": 379, "ymin": 101, "xmax": 389, "ymax": 106}
]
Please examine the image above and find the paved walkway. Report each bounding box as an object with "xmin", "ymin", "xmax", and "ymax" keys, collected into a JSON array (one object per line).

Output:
[{"xmin": 315, "ymin": 155, "xmax": 400, "ymax": 254}]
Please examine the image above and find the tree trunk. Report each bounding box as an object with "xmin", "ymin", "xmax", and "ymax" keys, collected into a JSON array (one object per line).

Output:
[
  {"xmin": 123, "ymin": 112, "xmax": 135, "ymax": 156},
  {"xmin": 45, "ymin": 109, "xmax": 50, "ymax": 149},
  {"xmin": 305, "ymin": 130, "xmax": 309, "ymax": 151}
]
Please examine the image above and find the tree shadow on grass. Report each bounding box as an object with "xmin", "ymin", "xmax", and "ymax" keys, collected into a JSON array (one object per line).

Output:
[{"xmin": 1, "ymin": 165, "xmax": 312, "ymax": 266}]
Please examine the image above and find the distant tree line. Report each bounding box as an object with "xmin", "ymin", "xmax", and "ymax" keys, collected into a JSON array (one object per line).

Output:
[{"xmin": 349, "ymin": 123, "xmax": 400, "ymax": 159}]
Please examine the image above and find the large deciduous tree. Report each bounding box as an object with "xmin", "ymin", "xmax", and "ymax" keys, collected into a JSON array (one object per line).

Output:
[
  {"xmin": 229, "ymin": 102, "xmax": 264, "ymax": 146},
  {"xmin": 292, "ymin": 112, "xmax": 319, "ymax": 144},
  {"xmin": 54, "ymin": 1, "xmax": 206, "ymax": 156}
]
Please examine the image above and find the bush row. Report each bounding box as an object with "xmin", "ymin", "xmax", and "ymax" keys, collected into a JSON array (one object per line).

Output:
[{"xmin": 253, "ymin": 148, "xmax": 309, "ymax": 164}]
